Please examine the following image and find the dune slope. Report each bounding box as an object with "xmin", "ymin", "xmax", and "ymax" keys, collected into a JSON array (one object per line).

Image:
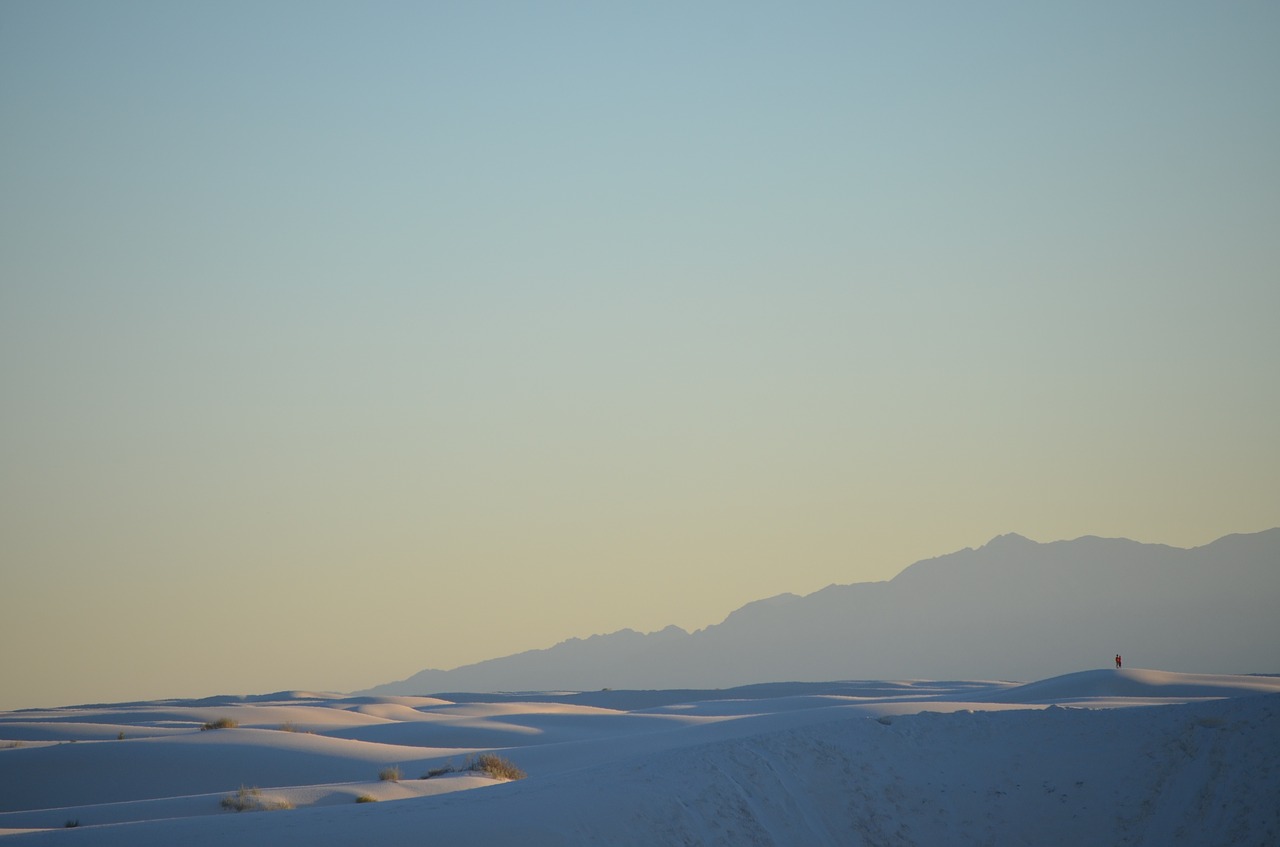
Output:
[{"xmin": 1, "ymin": 670, "xmax": 1275, "ymax": 845}]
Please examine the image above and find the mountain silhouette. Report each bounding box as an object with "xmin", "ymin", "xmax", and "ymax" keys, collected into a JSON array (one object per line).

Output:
[{"xmin": 362, "ymin": 528, "xmax": 1280, "ymax": 695}]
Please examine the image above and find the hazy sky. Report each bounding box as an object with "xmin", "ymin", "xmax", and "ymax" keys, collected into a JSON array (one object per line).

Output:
[{"xmin": 2, "ymin": 1, "xmax": 1277, "ymax": 711}]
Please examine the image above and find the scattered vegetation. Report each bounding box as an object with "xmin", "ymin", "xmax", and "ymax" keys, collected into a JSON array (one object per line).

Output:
[
  {"xmin": 1, "ymin": 741, "xmax": 24, "ymax": 749},
  {"xmin": 379, "ymin": 766, "xmax": 401, "ymax": 782},
  {"xmin": 468, "ymin": 753, "xmax": 526, "ymax": 781},
  {"xmin": 220, "ymin": 786, "xmax": 293, "ymax": 812},
  {"xmin": 64, "ymin": 820, "xmax": 80, "ymax": 828},
  {"xmin": 355, "ymin": 794, "xmax": 378, "ymax": 803},
  {"xmin": 118, "ymin": 731, "xmax": 126, "ymax": 740},
  {"xmin": 201, "ymin": 718, "xmax": 239, "ymax": 731},
  {"xmin": 421, "ymin": 754, "xmax": 526, "ymax": 781}
]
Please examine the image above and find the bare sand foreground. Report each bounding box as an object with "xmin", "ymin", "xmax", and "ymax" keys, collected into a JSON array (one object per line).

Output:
[{"xmin": 1, "ymin": 669, "xmax": 1276, "ymax": 846}]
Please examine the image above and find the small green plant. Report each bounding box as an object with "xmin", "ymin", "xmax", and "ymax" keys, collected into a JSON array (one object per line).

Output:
[
  {"xmin": 379, "ymin": 766, "xmax": 401, "ymax": 782},
  {"xmin": 201, "ymin": 718, "xmax": 239, "ymax": 731},
  {"xmin": 220, "ymin": 786, "xmax": 292, "ymax": 812},
  {"xmin": 468, "ymin": 753, "xmax": 526, "ymax": 781},
  {"xmin": 355, "ymin": 794, "xmax": 378, "ymax": 803}
]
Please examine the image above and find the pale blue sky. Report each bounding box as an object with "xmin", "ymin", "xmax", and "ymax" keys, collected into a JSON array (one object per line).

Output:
[{"xmin": 2, "ymin": 1, "xmax": 1277, "ymax": 710}]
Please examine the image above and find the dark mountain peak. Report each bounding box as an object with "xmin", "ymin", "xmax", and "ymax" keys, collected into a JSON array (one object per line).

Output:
[
  {"xmin": 983, "ymin": 532, "xmax": 1036, "ymax": 548},
  {"xmin": 716, "ymin": 592, "xmax": 802, "ymax": 628}
]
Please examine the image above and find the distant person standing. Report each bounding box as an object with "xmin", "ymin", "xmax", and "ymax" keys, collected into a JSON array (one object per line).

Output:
[{"xmin": 1115, "ymin": 654, "xmax": 1122, "ymax": 669}]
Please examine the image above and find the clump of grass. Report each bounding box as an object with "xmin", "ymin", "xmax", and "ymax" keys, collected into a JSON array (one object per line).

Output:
[
  {"xmin": 64, "ymin": 819, "xmax": 80, "ymax": 828},
  {"xmin": 379, "ymin": 766, "xmax": 401, "ymax": 782},
  {"xmin": 355, "ymin": 794, "xmax": 378, "ymax": 803},
  {"xmin": 276, "ymin": 722, "xmax": 314, "ymax": 735},
  {"xmin": 468, "ymin": 753, "xmax": 526, "ymax": 781},
  {"xmin": 221, "ymin": 787, "xmax": 259, "ymax": 812},
  {"xmin": 117, "ymin": 731, "xmax": 126, "ymax": 740},
  {"xmin": 422, "ymin": 764, "xmax": 456, "ymax": 779},
  {"xmin": 220, "ymin": 786, "xmax": 293, "ymax": 812},
  {"xmin": 201, "ymin": 717, "xmax": 239, "ymax": 731}
]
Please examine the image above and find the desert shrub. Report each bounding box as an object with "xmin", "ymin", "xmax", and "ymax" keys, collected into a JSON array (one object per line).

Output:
[
  {"xmin": 220, "ymin": 786, "xmax": 292, "ymax": 812},
  {"xmin": 355, "ymin": 794, "xmax": 378, "ymax": 803},
  {"xmin": 201, "ymin": 718, "xmax": 239, "ymax": 731},
  {"xmin": 117, "ymin": 731, "xmax": 125, "ymax": 740},
  {"xmin": 379, "ymin": 766, "xmax": 401, "ymax": 782},
  {"xmin": 468, "ymin": 753, "xmax": 526, "ymax": 781},
  {"xmin": 422, "ymin": 764, "xmax": 456, "ymax": 779},
  {"xmin": 64, "ymin": 820, "xmax": 80, "ymax": 828}
]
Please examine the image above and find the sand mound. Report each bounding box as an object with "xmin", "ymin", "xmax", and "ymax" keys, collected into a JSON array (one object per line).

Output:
[{"xmin": 979, "ymin": 668, "xmax": 1280, "ymax": 704}]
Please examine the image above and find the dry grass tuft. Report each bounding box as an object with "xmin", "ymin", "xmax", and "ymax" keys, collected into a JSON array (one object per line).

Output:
[
  {"xmin": 468, "ymin": 753, "xmax": 526, "ymax": 781},
  {"xmin": 220, "ymin": 786, "xmax": 293, "ymax": 812}
]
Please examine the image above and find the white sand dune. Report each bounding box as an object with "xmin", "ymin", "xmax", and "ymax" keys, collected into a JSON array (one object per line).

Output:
[
  {"xmin": 0, "ymin": 728, "xmax": 471, "ymax": 813},
  {"xmin": 1, "ymin": 669, "xmax": 1275, "ymax": 845},
  {"xmin": 4, "ymin": 703, "xmax": 392, "ymax": 732},
  {"xmin": 979, "ymin": 667, "xmax": 1280, "ymax": 704},
  {"xmin": 0, "ymin": 723, "xmax": 189, "ymax": 743}
]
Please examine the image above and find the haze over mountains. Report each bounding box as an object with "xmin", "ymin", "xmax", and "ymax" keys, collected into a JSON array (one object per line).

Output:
[{"xmin": 366, "ymin": 529, "xmax": 1280, "ymax": 695}]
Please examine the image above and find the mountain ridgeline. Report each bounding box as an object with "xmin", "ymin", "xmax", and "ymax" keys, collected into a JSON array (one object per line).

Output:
[{"xmin": 363, "ymin": 529, "xmax": 1280, "ymax": 695}]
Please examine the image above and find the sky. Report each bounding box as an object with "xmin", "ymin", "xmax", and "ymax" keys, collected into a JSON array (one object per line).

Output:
[{"xmin": 2, "ymin": 1, "xmax": 1277, "ymax": 711}]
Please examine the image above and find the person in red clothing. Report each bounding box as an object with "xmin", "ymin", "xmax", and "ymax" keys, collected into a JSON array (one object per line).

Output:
[{"xmin": 1115, "ymin": 654, "xmax": 1122, "ymax": 669}]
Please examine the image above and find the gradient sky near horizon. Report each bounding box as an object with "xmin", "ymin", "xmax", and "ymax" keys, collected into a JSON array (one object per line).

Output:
[{"xmin": 2, "ymin": 1, "xmax": 1277, "ymax": 711}]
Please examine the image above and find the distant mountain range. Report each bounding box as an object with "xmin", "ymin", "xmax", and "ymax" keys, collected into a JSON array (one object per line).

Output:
[{"xmin": 362, "ymin": 528, "xmax": 1280, "ymax": 695}]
